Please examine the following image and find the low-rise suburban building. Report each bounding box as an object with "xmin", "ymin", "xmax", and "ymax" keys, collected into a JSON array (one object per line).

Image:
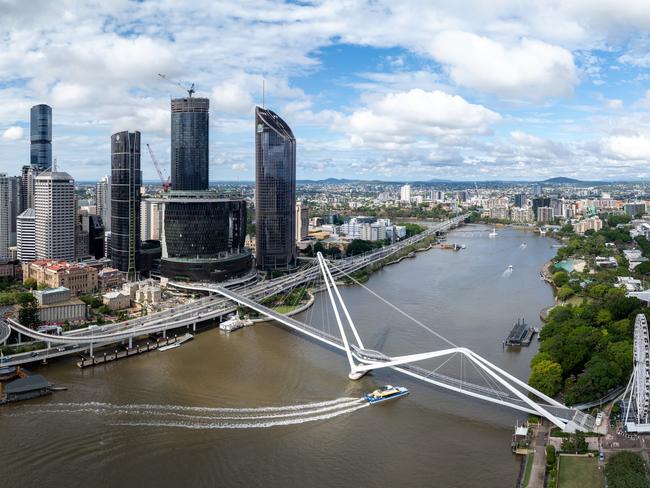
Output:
[{"xmin": 102, "ymin": 290, "xmax": 131, "ymax": 311}]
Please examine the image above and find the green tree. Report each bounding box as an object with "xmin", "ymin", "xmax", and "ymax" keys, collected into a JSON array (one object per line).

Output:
[
  {"xmin": 529, "ymin": 360, "xmax": 563, "ymax": 397},
  {"xmin": 18, "ymin": 294, "xmax": 40, "ymax": 329},
  {"xmin": 346, "ymin": 239, "xmax": 374, "ymax": 256},
  {"xmin": 552, "ymin": 271, "xmax": 569, "ymax": 287},
  {"xmin": 557, "ymin": 285, "xmax": 575, "ymax": 300},
  {"xmin": 605, "ymin": 451, "xmax": 649, "ymax": 488},
  {"xmin": 545, "ymin": 445, "xmax": 556, "ymax": 467},
  {"xmin": 23, "ymin": 278, "xmax": 37, "ymax": 290}
]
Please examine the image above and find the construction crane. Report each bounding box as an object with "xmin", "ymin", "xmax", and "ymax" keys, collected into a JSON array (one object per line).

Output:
[
  {"xmin": 146, "ymin": 144, "xmax": 171, "ymax": 192},
  {"xmin": 157, "ymin": 73, "xmax": 195, "ymax": 97}
]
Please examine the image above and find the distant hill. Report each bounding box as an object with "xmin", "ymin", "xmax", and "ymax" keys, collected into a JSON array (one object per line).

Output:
[{"xmin": 540, "ymin": 177, "xmax": 583, "ymax": 184}]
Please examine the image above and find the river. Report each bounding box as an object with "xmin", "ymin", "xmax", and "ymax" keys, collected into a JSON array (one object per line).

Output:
[{"xmin": 0, "ymin": 224, "xmax": 556, "ymax": 488}]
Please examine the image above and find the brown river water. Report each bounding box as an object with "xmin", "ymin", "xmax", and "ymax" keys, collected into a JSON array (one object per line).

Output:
[{"xmin": 0, "ymin": 225, "xmax": 555, "ymax": 487}]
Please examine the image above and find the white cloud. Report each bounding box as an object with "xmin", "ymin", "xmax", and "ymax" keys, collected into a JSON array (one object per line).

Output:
[
  {"xmin": 1, "ymin": 126, "xmax": 24, "ymax": 141},
  {"xmin": 601, "ymin": 135, "xmax": 650, "ymax": 161},
  {"xmin": 211, "ymin": 82, "xmax": 254, "ymax": 115},
  {"xmin": 341, "ymin": 89, "xmax": 501, "ymax": 148},
  {"xmin": 428, "ymin": 31, "xmax": 578, "ymax": 99}
]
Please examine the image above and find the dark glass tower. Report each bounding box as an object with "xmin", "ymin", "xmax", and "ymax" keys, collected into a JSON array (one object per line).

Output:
[
  {"xmin": 30, "ymin": 104, "xmax": 52, "ymax": 171},
  {"xmin": 171, "ymin": 97, "xmax": 209, "ymax": 191},
  {"xmin": 111, "ymin": 131, "xmax": 141, "ymax": 277},
  {"xmin": 255, "ymin": 107, "xmax": 296, "ymax": 270}
]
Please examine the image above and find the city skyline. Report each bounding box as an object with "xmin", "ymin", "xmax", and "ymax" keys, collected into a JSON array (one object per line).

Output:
[{"xmin": 2, "ymin": 2, "xmax": 650, "ymax": 182}]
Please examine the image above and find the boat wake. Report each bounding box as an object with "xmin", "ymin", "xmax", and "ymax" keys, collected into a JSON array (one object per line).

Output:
[{"xmin": 5, "ymin": 397, "xmax": 369, "ymax": 429}]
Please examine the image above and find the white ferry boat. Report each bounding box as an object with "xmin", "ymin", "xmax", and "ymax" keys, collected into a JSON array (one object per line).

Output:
[
  {"xmin": 365, "ymin": 385, "xmax": 409, "ymax": 405},
  {"xmin": 220, "ymin": 315, "xmax": 253, "ymax": 332}
]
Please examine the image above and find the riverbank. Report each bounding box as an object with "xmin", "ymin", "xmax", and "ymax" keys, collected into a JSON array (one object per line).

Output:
[{"xmin": 342, "ymin": 234, "xmax": 438, "ymax": 284}]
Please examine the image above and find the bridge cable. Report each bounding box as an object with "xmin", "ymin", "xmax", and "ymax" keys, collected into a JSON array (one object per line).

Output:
[{"xmin": 329, "ymin": 261, "xmax": 458, "ymax": 349}]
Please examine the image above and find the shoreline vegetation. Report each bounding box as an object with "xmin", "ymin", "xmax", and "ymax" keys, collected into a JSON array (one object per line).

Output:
[{"xmin": 529, "ymin": 216, "xmax": 640, "ymax": 406}]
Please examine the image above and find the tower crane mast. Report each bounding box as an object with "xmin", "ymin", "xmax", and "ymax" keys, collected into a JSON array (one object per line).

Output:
[
  {"xmin": 146, "ymin": 144, "xmax": 171, "ymax": 192},
  {"xmin": 157, "ymin": 73, "xmax": 195, "ymax": 97}
]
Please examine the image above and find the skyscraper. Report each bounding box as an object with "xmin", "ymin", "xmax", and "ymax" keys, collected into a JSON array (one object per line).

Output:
[
  {"xmin": 16, "ymin": 208, "xmax": 36, "ymax": 262},
  {"xmin": 141, "ymin": 199, "xmax": 162, "ymax": 241},
  {"xmin": 34, "ymin": 171, "xmax": 75, "ymax": 260},
  {"xmin": 296, "ymin": 201, "xmax": 309, "ymax": 242},
  {"xmin": 7, "ymin": 176, "xmax": 21, "ymax": 246},
  {"xmin": 111, "ymin": 131, "xmax": 141, "ymax": 277},
  {"xmin": 96, "ymin": 175, "xmax": 111, "ymax": 231},
  {"xmin": 20, "ymin": 164, "xmax": 37, "ymax": 213},
  {"xmin": 171, "ymin": 97, "xmax": 209, "ymax": 191},
  {"xmin": 30, "ymin": 104, "xmax": 52, "ymax": 171},
  {"xmin": 0, "ymin": 174, "xmax": 9, "ymax": 259},
  {"xmin": 255, "ymin": 107, "xmax": 296, "ymax": 270},
  {"xmin": 88, "ymin": 214, "xmax": 105, "ymax": 259},
  {"xmin": 400, "ymin": 184, "xmax": 411, "ymax": 202}
]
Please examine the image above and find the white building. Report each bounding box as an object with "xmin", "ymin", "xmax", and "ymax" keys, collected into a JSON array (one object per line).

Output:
[
  {"xmin": 400, "ymin": 184, "xmax": 411, "ymax": 202},
  {"xmin": 96, "ymin": 175, "xmax": 111, "ymax": 231},
  {"xmin": 17, "ymin": 208, "xmax": 36, "ymax": 262},
  {"xmin": 140, "ymin": 199, "xmax": 162, "ymax": 241},
  {"xmin": 573, "ymin": 216, "xmax": 603, "ymax": 235},
  {"xmin": 0, "ymin": 174, "xmax": 8, "ymax": 259},
  {"xmin": 35, "ymin": 171, "xmax": 75, "ymax": 260},
  {"xmin": 360, "ymin": 223, "xmax": 386, "ymax": 242},
  {"xmin": 295, "ymin": 201, "xmax": 309, "ymax": 242}
]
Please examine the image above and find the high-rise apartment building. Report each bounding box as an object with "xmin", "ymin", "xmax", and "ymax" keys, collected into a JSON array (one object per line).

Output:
[
  {"xmin": 16, "ymin": 208, "xmax": 36, "ymax": 262},
  {"xmin": 30, "ymin": 104, "xmax": 52, "ymax": 171},
  {"xmin": 34, "ymin": 171, "xmax": 75, "ymax": 260},
  {"xmin": 514, "ymin": 193, "xmax": 527, "ymax": 208},
  {"xmin": 96, "ymin": 175, "xmax": 111, "ymax": 231},
  {"xmin": 400, "ymin": 184, "xmax": 411, "ymax": 202},
  {"xmin": 295, "ymin": 201, "xmax": 309, "ymax": 242},
  {"xmin": 111, "ymin": 131, "xmax": 141, "ymax": 277},
  {"xmin": 0, "ymin": 174, "xmax": 9, "ymax": 259},
  {"xmin": 255, "ymin": 107, "xmax": 296, "ymax": 270},
  {"xmin": 7, "ymin": 176, "xmax": 20, "ymax": 246},
  {"xmin": 536, "ymin": 206, "xmax": 554, "ymax": 223},
  {"xmin": 171, "ymin": 97, "xmax": 209, "ymax": 191},
  {"xmin": 141, "ymin": 199, "xmax": 162, "ymax": 241}
]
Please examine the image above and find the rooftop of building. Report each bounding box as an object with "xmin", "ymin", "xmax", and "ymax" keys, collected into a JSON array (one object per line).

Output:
[
  {"xmin": 103, "ymin": 291, "xmax": 130, "ymax": 299},
  {"xmin": 17, "ymin": 208, "xmax": 35, "ymax": 219},
  {"xmin": 29, "ymin": 259, "xmax": 97, "ymax": 273},
  {"xmin": 35, "ymin": 286, "xmax": 70, "ymax": 295},
  {"xmin": 34, "ymin": 170, "xmax": 73, "ymax": 181}
]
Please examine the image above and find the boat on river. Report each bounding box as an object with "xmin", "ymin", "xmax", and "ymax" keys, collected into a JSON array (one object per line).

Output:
[{"xmin": 365, "ymin": 385, "xmax": 409, "ymax": 404}]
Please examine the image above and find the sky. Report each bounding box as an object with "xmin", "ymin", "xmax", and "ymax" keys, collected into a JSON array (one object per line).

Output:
[{"xmin": 1, "ymin": 1, "xmax": 650, "ymax": 182}]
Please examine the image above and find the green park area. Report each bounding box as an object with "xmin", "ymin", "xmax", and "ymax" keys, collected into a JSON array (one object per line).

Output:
[{"xmin": 557, "ymin": 456, "xmax": 604, "ymax": 488}]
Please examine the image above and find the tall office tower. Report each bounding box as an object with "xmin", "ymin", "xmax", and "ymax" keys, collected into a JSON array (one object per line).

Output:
[
  {"xmin": 104, "ymin": 231, "xmax": 111, "ymax": 259},
  {"xmin": 34, "ymin": 171, "xmax": 75, "ymax": 260},
  {"xmin": 514, "ymin": 193, "xmax": 527, "ymax": 208},
  {"xmin": 111, "ymin": 131, "xmax": 141, "ymax": 277},
  {"xmin": 140, "ymin": 199, "xmax": 162, "ymax": 241},
  {"xmin": 255, "ymin": 107, "xmax": 296, "ymax": 270},
  {"xmin": 171, "ymin": 97, "xmax": 209, "ymax": 191},
  {"xmin": 400, "ymin": 184, "xmax": 411, "ymax": 202},
  {"xmin": 295, "ymin": 201, "xmax": 309, "ymax": 242},
  {"xmin": 16, "ymin": 208, "xmax": 36, "ymax": 262},
  {"xmin": 88, "ymin": 214, "xmax": 105, "ymax": 259},
  {"xmin": 7, "ymin": 176, "xmax": 21, "ymax": 246},
  {"xmin": 20, "ymin": 165, "xmax": 38, "ymax": 212},
  {"xmin": 96, "ymin": 175, "xmax": 111, "ymax": 231},
  {"xmin": 30, "ymin": 104, "xmax": 52, "ymax": 171},
  {"xmin": 75, "ymin": 211, "xmax": 90, "ymax": 260},
  {"xmin": 0, "ymin": 174, "xmax": 9, "ymax": 258}
]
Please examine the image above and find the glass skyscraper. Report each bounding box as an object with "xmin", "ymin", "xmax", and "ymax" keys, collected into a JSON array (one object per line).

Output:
[
  {"xmin": 111, "ymin": 131, "xmax": 141, "ymax": 277},
  {"xmin": 171, "ymin": 97, "xmax": 209, "ymax": 191},
  {"xmin": 30, "ymin": 104, "xmax": 52, "ymax": 171},
  {"xmin": 255, "ymin": 107, "xmax": 296, "ymax": 270}
]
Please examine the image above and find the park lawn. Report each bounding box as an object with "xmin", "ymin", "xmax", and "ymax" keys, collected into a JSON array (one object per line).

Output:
[
  {"xmin": 558, "ymin": 456, "xmax": 604, "ymax": 488},
  {"xmin": 274, "ymin": 304, "xmax": 299, "ymax": 314}
]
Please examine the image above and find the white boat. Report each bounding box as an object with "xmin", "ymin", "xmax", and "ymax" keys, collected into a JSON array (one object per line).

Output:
[
  {"xmin": 507, "ymin": 265, "xmax": 513, "ymax": 271},
  {"xmin": 489, "ymin": 226, "xmax": 498, "ymax": 238},
  {"xmin": 158, "ymin": 343, "xmax": 182, "ymax": 352},
  {"xmin": 220, "ymin": 314, "xmax": 253, "ymax": 332}
]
